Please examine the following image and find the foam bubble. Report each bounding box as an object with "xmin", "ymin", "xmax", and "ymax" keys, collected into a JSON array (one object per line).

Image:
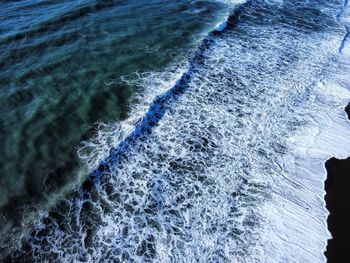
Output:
[
  {"xmin": 214, "ymin": 19, "xmax": 228, "ymax": 32},
  {"xmin": 8, "ymin": 0, "xmax": 350, "ymax": 262}
]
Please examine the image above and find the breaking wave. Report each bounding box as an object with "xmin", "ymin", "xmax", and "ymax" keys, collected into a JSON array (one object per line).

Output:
[{"xmin": 4, "ymin": 0, "xmax": 350, "ymax": 262}]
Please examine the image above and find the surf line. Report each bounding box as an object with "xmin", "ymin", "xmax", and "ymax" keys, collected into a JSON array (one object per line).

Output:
[{"xmin": 86, "ymin": 4, "xmax": 248, "ymax": 185}]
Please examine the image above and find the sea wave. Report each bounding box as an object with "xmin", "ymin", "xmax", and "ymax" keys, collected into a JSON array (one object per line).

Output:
[
  {"xmin": 77, "ymin": 0, "xmax": 246, "ymax": 172},
  {"xmin": 4, "ymin": 0, "xmax": 350, "ymax": 262}
]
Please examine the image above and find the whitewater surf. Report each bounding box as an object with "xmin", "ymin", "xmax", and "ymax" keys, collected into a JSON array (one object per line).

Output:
[{"xmin": 2, "ymin": 0, "xmax": 350, "ymax": 262}]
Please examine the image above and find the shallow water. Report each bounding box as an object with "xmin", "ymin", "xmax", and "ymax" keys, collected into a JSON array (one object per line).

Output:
[{"xmin": 2, "ymin": 0, "xmax": 350, "ymax": 262}]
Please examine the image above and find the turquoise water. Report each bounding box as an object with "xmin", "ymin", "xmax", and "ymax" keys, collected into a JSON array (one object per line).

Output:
[{"xmin": 0, "ymin": 0, "xmax": 229, "ymax": 240}]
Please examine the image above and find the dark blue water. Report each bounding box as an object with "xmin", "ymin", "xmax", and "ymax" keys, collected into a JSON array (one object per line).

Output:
[
  {"xmin": 0, "ymin": 0, "xmax": 231, "ymax": 247},
  {"xmin": 2, "ymin": 0, "xmax": 350, "ymax": 261}
]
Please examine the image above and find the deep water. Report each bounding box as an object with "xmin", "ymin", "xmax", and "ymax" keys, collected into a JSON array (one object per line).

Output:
[
  {"xmin": 0, "ymin": 0, "xmax": 229, "ymax": 247},
  {"xmin": 1, "ymin": 0, "xmax": 350, "ymax": 262}
]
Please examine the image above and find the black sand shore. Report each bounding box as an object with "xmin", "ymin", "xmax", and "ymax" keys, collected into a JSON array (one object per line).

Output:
[{"xmin": 324, "ymin": 104, "xmax": 350, "ymax": 263}]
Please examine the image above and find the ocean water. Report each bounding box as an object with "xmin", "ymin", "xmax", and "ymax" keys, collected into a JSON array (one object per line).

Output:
[
  {"xmin": 1, "ymin": 0, "xmax": 350, "ymax": 262},
  {"xmin": 0, "ymin": 0, "xmax": 231, "ymax": 247}
]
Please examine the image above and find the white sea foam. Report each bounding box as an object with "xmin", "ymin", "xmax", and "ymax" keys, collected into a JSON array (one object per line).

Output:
[
  {"xmin": 214, "ymin": 19, "xmax": 227, "ymax": 31},
  {"xmin": 218, "ymin": 0, "xmax": 247, "ymax": 4},
  {"xmin": 342, "ymin": 36, "xmax": 350, "ymax": 55},
  {"xmin": 77, "ymin": 0, "xmax": 245, "ymax": 174},
  {"xmin": 77, "ymin": 63, "xmax": 188, "ymax": 170},
  {"xmin": 19, "ymin": 0, "xmax": 350, "ymax": 262}
]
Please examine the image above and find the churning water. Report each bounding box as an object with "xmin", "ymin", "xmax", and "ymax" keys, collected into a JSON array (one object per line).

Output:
[
  {"xmin": 0, "ymin": 0, "xmax": 230, "ymax": 248},
  {"xmin": 1, "ymin": 0, "xmax": 350, "ymax": 262}
]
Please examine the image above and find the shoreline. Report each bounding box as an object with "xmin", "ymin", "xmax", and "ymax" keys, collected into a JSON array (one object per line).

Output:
[{"xmin": 324, "ymin": 103, "xmax": 350, "ymax": 262}]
